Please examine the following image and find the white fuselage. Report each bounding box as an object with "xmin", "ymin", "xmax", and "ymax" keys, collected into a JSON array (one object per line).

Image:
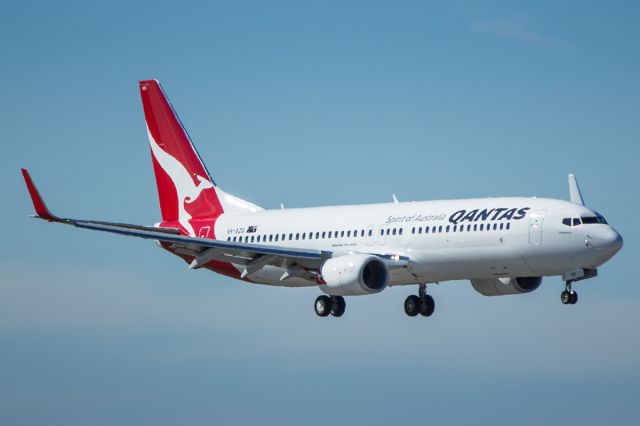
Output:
[{"xmin": 214, "ymin": 197, "xmax": 622, "ymax": 288}]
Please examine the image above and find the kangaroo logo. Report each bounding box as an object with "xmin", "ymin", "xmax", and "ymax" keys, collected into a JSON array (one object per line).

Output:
[{"xmin": 147, "ymin": 127, "xmax": 214, "ymax": 235}]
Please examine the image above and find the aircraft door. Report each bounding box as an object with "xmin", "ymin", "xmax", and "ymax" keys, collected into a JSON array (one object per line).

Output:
[
  {"xmin": 528, "ymin": 210, "xmax": 545, "ymax": 245},
  {"xmin": 366, "ymin": 225, "xmax": 375, "ymax": 246},
  {"xmin": 376, "ymin": 224, "xmax": 387, "ymax": 245}
]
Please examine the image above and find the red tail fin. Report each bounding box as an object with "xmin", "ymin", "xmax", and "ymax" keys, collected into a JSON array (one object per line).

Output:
[{"xmin": 139, "ymin": 80, "xmax": 224, "ymax": 236}]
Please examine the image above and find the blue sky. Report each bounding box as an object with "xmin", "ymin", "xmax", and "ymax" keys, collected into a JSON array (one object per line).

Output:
[{"xmin": 1, "ymin": 1, "xmax": 639, "ymax": 424}]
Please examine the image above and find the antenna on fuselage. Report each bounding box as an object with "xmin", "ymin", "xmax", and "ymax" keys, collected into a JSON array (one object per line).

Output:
[
  {"xmin": 281, "ymin": 203, "xmax": 285, "ymax": 211},
  {"xmin": 568, "ymin": 174, "xmax": 585, "ymax": 205},
  {"xmin": 392, "ymin": 194, "xmax": 399, "ymax": 204}
]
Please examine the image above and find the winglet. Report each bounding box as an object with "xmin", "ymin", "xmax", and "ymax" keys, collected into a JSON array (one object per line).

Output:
[
  {"xmin": 21, "ymin": 169, "xmax": 60, "ymax": 221},
  {"xmin": 568, "ymin": 173, "xmax": 585, "ymax": 206}
]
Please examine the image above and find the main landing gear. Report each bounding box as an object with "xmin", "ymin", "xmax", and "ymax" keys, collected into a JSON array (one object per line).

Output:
[
  {"xmin": 561, "ymin": 282, "xmax": 578, "ymax": 305},
  {"xmin": 314, "ymin": 295, "xmax": 346, "ymax": 317},
  {"xmin": 404, "ymin": 284, "xmax": 435, "ymax": 317}
]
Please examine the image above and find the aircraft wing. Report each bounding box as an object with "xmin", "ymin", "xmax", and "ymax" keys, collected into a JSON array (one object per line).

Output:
[{"xmin": 21, "ymin": 169, "xmax": 332, "ymax": 279}]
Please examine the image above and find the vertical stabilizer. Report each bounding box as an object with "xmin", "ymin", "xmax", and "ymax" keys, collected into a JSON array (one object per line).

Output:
[
  {"xmin": 568, "ymin": 174, "xmax": 585, "ymax": 205},
  {"xmin": 140, "ymin": 80, "xmax": 223, "ymax": 235}
]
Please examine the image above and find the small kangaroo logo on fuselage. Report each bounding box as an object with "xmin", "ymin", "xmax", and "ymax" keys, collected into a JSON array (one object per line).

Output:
[{"xmin": 147, "ymin": 127, "xmax": 214, "ymax": 236}]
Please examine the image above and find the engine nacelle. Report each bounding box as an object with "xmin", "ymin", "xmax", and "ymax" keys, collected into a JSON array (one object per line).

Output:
[
  {"xmin": 470, "ymin": 276, "xmax": 542, "ymax": 296},
  {"xmin": 320, "ymin": 254, "xmax": 389, "ymax": 296}
]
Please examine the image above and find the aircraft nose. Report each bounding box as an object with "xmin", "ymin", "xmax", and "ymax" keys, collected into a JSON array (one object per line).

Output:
[
  {"xmin": 611, "ymin": 231, "xmax": 624, "ymax": 253},
  {"xmin": 587, "ymin": 227, "xmax": 623, "ymax": 254}
]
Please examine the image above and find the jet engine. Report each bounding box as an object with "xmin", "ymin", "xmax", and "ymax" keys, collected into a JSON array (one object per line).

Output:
[
  {"xmin": 320, "ymin": 254, "xmax": 389, "ymax": 296},
  {"xmin": 470, "ymin": 277, "xmax": 542, "ymax": 296}
]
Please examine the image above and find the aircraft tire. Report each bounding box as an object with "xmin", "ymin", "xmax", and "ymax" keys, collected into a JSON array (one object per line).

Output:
[
  {"xmin": 404, "ymin": 295, "xmax": 420, "ymax": 317},
  {"xmin": 315, "ymin": 295, "xmax": 332, "ymax": 317},
  {"xmin": 330, "ymin": 296, "xmax": 346, "ymax": 317},
  {"xmin": 569, "ymin": 291, "xmax": 578, "ymax": 305},
  {"xmin": 420, "ymin": 295, "xmax": 435, "ymax": 317}
]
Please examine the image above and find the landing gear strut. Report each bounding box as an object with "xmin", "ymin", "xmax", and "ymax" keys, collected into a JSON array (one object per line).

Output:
[
  {"xmin": 561, "ymin": 281, "xmax": 578, "ymax": 305},
  {"xmin": 314, "ymin": 295, "xmax": 346, "ymax": 317},
  {"xmin": 404, "ymin": 284, "xmax": 435, "ymax": 317}
]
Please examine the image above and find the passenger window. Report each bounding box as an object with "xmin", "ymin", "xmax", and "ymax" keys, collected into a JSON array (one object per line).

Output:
[
  {"xmin": 493, "ymin": 223, "xmax": 497, "ymax": 230},
  {"xmin": 341, "ymin": 231, "xmax": 345, "ymax": 237},
  {"xmin": 506, "ymin": 223, "xmax": 511, "ymax": 230},
  {"xmin": 316, "ymin": 232, "xmax": 320, "ymax": 239},
  {"xmin": 399, "ymin": 228, "xmax": 403, "ymax": 235},
  {"xmin": 424, "ymin": 227, "xmax": 427, "ymax": 234},
  {"xmin": 251, "ymin": 236, "xmax": 255, "ymax": 242},
  {"xmin": 380, "ymin": 229, "xmax": 384, "ymax": 236},
  {"xmin": 432, "ymin": 226, "xmax": 437, "ymax": 233},
  {"xmin": 412, "ymin": 227, "xmax": 416, "ymax": 234},
  {"xmin": 322, "ymin": 232, "xmax": 326, "ymax": 238},
  {"xmin": 479, "ymin": 224, "xmax": 484, "ymax": 231},
  {"xmin": 269, "ymin": 235, "xmax": 273, "ymax": 242},
  {"xmin": 368, "ymin": 229, "xmax": 373, "ymax": 237},
  {"xmin": 473, "ymin": 224, "xmax": 477, "ymax": 231},
  {"xmin": 386, "ymin": 228, "xmax": 391, "ymax": 236},
  {"xmin": 446, "ymin": 225, "xmax": 450, "ymax": 233},
  {"xmin": 438, "ymin": 226, "xmax": 443, "ymax": 233},
  {"xmin": 392, "ymin": 228, "xmax": 396, "ymax": 236},
  {"xmin": 347, "ymin": 231, "xmax": 351, "ymax": 237}
]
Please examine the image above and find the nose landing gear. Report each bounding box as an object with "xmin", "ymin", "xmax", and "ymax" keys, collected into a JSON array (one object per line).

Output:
[{"xmin": 561, "ymin": 282, "xmax": 578, "ymax": 305}]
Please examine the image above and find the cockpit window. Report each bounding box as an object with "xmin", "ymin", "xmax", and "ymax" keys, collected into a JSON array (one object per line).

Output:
[
  {"xmin": 581, "ymin": 215, "xmax": 608, "ymax": 225},
  {"xmin": 572, "ymin": 218, "xmax": 581, "ymax": 226},
  {"xmin": 562, "ymin": 218, "xmax": 571, "ymax": 226}
]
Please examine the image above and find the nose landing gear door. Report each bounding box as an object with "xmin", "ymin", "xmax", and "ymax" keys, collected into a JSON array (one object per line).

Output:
[{"xmin": 528, "ymin": 210, "xmax": 546, "ymax": 245}]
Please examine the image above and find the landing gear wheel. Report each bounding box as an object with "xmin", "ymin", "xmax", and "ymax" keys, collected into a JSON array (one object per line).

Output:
[
  {"xmin": 569, "ymin": 291, "xmax": 578, "ymax": 305},
  {"xmin": 404, "ymin": 295, "xmax": 420, "ymax": 317},
  {"xmin": 330, "ymin": 296, "xmax": 346, "ymax": 317},
  {"xmin": 561, "ymin": 291, "xmax": 571, "ymax": 305},
  {"xmin": 420, "ymin": 295, "xmax": 435, "ymax": 317},
  {"xmin": 314, "ymin": 295, "xmax": 332, "ymax": 317}
]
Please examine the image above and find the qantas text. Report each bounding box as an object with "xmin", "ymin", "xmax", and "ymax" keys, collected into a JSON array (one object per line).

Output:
[{"xmin": 448, "ymin": 207, "xmax": 530, "ymax": 225}]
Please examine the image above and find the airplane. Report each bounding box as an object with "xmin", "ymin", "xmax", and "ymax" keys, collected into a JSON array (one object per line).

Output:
[{"xmin": 21, "ymin": 80, "xmax": 623, "ymax": 318}]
